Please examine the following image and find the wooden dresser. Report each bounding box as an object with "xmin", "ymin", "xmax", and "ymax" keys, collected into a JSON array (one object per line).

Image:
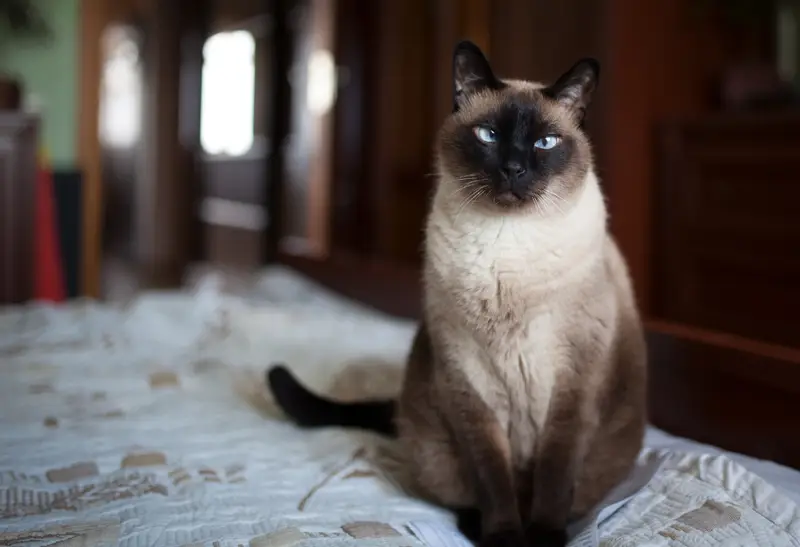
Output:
[
  {"xmin": 645, "ymin": 112, "xmax": 800, "ymax": 464},
  {"xmin": 653, "ymin": 113, "xmax": 800, "ymax": 350},
  {"xmin": 0, "ymin": 113, "xmax": 39, "ymax": 305}
]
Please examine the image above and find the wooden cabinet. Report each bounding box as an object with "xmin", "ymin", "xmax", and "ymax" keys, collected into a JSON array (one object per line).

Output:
[
  {"xmin": 0, "ymin": 114, "xmax": 38, "ymax": 305},
  {"xmin": 653, "ymin": 114, "xmax": 800, "ymax": 349},
  {"xmin": 646, "ymin": 112, "xmax": 800, "ymax": 466}
]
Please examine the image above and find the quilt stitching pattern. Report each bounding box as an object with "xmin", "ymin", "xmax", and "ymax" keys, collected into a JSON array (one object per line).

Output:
[{"xmin": 1, "ymin": 269, "xmax": 799, "ymax": 547}]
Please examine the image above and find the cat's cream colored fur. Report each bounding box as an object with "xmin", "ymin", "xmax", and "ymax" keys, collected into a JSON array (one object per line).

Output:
[
  {"xmin": 395, "ymin": 74, "xmax": 647, "ymax": 540},
  {"xmin": 405, "ymin": 163, "xmax": 645, "ymax": 509},
  {"xmin": 425, "ymin": 167, "xmax": 608, "ymax": 455}
]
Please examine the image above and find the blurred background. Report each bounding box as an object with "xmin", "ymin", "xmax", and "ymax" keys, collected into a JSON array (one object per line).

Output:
[{"xmin": 1, "ymin": 0, "xmax": 799, "ymax": 357}]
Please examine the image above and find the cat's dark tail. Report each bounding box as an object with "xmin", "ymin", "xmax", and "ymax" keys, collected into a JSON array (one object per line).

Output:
[{"xmin": 266, "ymin": 364, "xmax": 397, "ymax": 437}]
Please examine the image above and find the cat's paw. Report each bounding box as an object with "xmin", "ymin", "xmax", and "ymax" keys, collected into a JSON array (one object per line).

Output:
[
  {"xmin": 524, "ymin": 523, "xmax": 567, "ymax": 547},
  {"xmin": 479, "ymin": 529, "xmax": 526, "ymax": 547}
]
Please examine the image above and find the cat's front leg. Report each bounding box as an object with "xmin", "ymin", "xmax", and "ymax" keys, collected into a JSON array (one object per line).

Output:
[
  {"xmin": 438, "ymin": 365, "xmax": 524, "ymax": 547},
  {"xmin": 525, "ymin": 388, "xmax": 593, "ymax": 547}
]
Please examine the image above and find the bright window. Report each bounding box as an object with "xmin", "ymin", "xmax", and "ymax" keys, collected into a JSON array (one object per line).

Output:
[
  {"xmin": 200, "ymin": 30, "xmax": 256, "ymax": 157},
  {"xmin": 99, "ymin": 26, "xmax": 142, "ymax": 149}
]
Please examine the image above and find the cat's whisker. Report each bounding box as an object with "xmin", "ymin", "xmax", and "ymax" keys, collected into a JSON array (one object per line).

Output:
[
  {"xmin": 545, "ymin": 190, "xmax": 569, "ymax": 207},
  {"xmin": 543, "ymin": 190, "xmax": 568, "ymax": 216},
  {"xmin": 456, "ymin": 172, "xmax": 488, "ymax": 182},
  {"xmin": 536, "ymin": 193, "xmax": 551, "ymax": 211},
  {"xmin": 543, "ymin": 198, "xmax": 555, "ymax": 216},
  {"xmin": 533, "ymin": 195, "xmax": 545, "ymax": 217},
  {"xmin": 455, "ymin": 186, "xmax": 487, "ymax": 221},
  {"xmin": 447, "ymin": 179, "xmax": 484, "ymax": 201},
  {"xmin": 460, "ymin": 179, "xmax": 483, "ymax": 189},
  {"xmin": 453, "ymin": 191, "xmax": 475, "ymax": 218},
  {"xmin": 459, "ymin": 188, "xmax": 484, "ymax": 213},
  {"xmin": 547, "ymin": 190, "xmax": 568, "ymax": 204}
]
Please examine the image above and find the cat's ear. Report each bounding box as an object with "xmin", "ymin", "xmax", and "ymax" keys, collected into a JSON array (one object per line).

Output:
[
  {"xmin": 452, "ymin": 40, "xmax": 502, "ymax": 111},
  {"xmin": 545, "ymin": 58, "xmax": 600, "ymax": 122}
]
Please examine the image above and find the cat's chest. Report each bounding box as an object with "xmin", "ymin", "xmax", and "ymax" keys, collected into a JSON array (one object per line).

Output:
[{"xmin": 434, "ymin": 227, "xmax": 562, "ymax": 323}]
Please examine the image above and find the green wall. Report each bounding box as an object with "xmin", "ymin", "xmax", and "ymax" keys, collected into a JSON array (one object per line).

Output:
[{"xmin": 0, "ymin": 0, "xmax": 79, "ymax": 168}]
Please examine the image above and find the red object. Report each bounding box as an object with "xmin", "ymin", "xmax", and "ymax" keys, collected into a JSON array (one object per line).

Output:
[{"xmin": 33, "ymin": 164, "xmax": 66, "ymax": 302}]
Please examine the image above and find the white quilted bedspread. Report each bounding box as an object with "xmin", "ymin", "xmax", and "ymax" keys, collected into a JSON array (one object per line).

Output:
[{"xmin": 1, "ymin": 267, "xmax": 798, "ymax": 547}]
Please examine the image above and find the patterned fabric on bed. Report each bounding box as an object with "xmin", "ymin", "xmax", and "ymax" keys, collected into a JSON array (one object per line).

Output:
[{"xmin": 1, "ymin": 268, "xmax": 798, "ymax": 547}]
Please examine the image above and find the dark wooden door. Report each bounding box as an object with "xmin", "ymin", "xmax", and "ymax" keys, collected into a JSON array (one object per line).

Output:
[
  {"xmin": 199, "ymin": 0, "xmax": 296, "ymax": 269},
  {"xmin": 0, "ymin": 114, "xmax": 38, "ymax": 304}
]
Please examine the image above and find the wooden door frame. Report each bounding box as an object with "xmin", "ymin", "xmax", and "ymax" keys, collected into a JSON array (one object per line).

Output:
[
  {"xmin": 78, "ymin": 0, "xmax": 150, "ymax": 297},
  {"xmin": 78, "ymin": 0, "xmax": 208, "ymax": 295},
  {"xmin": 77, "ymin": 0, "xmax": 108, "ymax": 298},
  {"xmin": 263, "ymin": 0, "xmax": 294, "ymax": 262}
]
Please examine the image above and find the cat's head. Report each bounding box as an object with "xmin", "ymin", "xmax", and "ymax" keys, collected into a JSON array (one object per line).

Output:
[{"xmin": 437, "ymin": 41, "xmax": 599, "ymax": 212}]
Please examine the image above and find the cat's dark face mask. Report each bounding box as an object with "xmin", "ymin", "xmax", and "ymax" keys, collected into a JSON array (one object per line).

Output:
[{"xmin": 438, "ymin": 41, "xmax": 599, "ymax": 210}]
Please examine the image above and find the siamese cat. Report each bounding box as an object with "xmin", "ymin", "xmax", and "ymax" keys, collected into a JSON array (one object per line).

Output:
[{"xmin": 267, "ymin": 41, "xmax": 647, "ymax": 547}]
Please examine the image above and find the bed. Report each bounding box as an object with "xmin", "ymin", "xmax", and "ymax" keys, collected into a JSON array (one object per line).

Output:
[{"xmin": 1, "ymin": 266, "xmax": 799, "ymax": 547}]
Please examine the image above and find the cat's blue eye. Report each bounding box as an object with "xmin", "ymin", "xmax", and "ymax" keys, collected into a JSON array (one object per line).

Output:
[
  {"xmin": 534, "ymin": 135, "xmax": 561, "ymax": 150},
  {"xmin": 473, "ymin": 125, "xmax": 497, "ymax": 144}
]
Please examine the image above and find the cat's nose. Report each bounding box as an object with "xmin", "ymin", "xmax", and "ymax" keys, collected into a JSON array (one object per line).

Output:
[{"xmin": 501, "ymin": 162, "xmax": 527, "ymax": 179}]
